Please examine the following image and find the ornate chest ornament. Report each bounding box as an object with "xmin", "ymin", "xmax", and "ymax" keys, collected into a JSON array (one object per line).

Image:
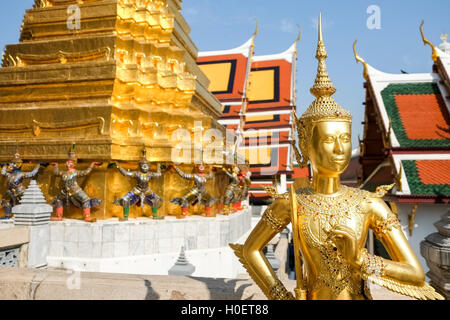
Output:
[{"xmin": 296, "ymin": 186, "xmax": 369, "ymax": 295}]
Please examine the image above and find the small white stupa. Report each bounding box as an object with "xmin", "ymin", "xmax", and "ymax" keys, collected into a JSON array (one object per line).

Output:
[{"xmin": 12, "ymin": 180, "xmax": 52, "ymax": 226}]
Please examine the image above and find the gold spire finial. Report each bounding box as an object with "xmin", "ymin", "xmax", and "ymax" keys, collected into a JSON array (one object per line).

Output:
[
  {"xmin": 309, "ymin": 13, "xmax": 336, "ymax": 99},
  {"xmin": 420, "ymin": 21, "xmax": 439, "ymax": 62},
  {"xmin": 353, "ymin": 40, "xmax": 369, "ymax": 80},
  {"xmin": 318, "ymin": 12, "xmax": 323, "ymax": 42},
  {"xmin": 299, "ymin": 13, "xmax": 351, "ymax": 123}
]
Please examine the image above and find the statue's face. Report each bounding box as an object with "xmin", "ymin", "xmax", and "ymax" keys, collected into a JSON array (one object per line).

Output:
[
  {"xmin": 308, "ymin": 121, "xmax": 352, "ymax": 175},
  {"xmin": 197, "ymin": 164, "xmax": 205, "ymax": 173},
  {"xmin": 140, "ymin": 162, "xmax": 149, "ymax": 173},
  {"xmin": 66, "ymin": 160, "xmax": 76, "ymax": 170}
]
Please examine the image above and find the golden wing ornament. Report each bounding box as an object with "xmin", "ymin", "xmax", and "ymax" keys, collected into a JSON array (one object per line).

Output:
[
  {"xmin": 367, "ymin": 275, "xmax": 444, "ymax": 300},
  {"xmin": 374, "ymin": 183, "xmax": 395, "ymax": 198}
]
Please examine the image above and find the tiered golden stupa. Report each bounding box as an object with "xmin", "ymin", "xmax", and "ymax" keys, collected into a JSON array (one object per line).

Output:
[{"xmin": 0, "ymin": 0, "xmax": 231, "ymax": 219}]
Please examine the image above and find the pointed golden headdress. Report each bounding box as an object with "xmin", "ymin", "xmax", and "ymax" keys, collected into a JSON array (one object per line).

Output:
[
  {"xmin": 298, "ymin": 13, "xmax": 352, "ymax": 124},
  {"xmin": 294, "ymin": 14, "xmax": 352, "ymax": 168}
]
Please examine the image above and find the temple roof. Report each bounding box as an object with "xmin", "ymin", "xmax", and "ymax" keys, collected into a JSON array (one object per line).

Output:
[
  {"xmin": 197, "ymin": 30, "xmax": 302, "ymax": 201},
  {"xmin": 356, "ymin": 30, "xmax": 450, "ymax": 201},
  {"xmin": 197, "ymin": 36, "xmax": 254, "ymax": 58},
  {"xmin": 392, "ymin": 154, "xmax": 450, "ymax": 198},
  {"xmin": 355, "ymin": 55, "xmax": 450, "ymax": 149}
]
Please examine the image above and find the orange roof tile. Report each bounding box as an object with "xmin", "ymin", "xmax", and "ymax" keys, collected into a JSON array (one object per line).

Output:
[
  {"xmin": 416, "ymin": 160, "xmax": 450, "ymax": 185},
  {"xmin": 394, "ymin": 94, "xmax": 450, "ymax": 140}
]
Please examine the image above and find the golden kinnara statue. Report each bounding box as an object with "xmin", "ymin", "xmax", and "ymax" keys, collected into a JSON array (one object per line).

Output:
[{"xmin": 230, "ymin": 14, "xmax": 443, "ymax": 301}]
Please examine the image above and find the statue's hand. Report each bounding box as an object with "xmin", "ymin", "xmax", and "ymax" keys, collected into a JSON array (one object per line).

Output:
[
  {"xmin": 328, "ymin": 225, "xmax": 362, "ymax": 270},
  {"xmin": 50, "ymin": 162, "xmax": 58, "ymax": 166},
  {"xmin": 92, "ymin": 162, "xmax": 103, "ymax": 166}
]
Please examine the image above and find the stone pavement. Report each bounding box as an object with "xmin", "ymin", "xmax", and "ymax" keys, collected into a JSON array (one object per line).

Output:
[{"xmin": 0, "ymin": 267, "xmax": 415, "ymax": 300}]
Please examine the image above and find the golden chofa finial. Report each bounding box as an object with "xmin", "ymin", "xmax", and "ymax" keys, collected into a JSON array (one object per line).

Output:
[
  {"xmin": 420, "ymin": 21, "xmax": 439, "ymax": 62},
  {"xmin": 353, "ymin": 40, "xmax": 369, "ymax": 80},
  {"xmin": 253, "ymin": 17, "xmax": 259, "ymax": 38},
  {"xmin": 295, "ymin": 25, "xmax": 302, "ymax": 44}
]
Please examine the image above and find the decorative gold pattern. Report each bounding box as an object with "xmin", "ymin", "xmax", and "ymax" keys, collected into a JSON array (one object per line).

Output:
[
  {"xmin": 374, "ymin": 183, "xmax": 395, "ymax": 198},
  {"xmin": 297, "ymin": 186, "xmax": 368, "ymax": 235},
  {"xmin": 0, "ymin": 117, "xmax": 105, "ymax": 136},
  {"xmin": 261, "ymin": 206, "xmax": 287, "ymax": 233},
  {"xmin": 268, "ymin": 280, "xmax": 295, "ymax": 300},
  {"xmin": 372, "ymin": 213, "xmax": 402, "ymax": 236},
  {"xmin": 10, "ymin": 48, "xmax": 112, "ymax": 67},
  {"xmin": 360, "ymin": 248, "xmax": 386, "ymax": 278}
]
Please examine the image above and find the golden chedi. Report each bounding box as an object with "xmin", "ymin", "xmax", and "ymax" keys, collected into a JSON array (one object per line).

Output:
[
  {"xmin": 230, "ymin": 14, "xmax": 443, "ymax": 300},
  {"xmin": 0, "ymin": 0, "xmax": 229, "ymax": 219}
]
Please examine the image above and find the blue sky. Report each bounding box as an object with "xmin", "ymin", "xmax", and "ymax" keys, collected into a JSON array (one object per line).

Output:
[{"xmin": 1, "ymin": 0, "xmax": 449, "ymax": 147}]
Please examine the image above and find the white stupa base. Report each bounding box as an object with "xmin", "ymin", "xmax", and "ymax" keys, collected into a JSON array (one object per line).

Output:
[{"xmin": 46, "ymin": 208, "xmax": 252, "ymax": 278}]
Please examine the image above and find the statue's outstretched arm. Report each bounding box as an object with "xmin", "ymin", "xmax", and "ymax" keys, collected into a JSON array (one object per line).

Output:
[
  {"xmin": 174, "ymin": 166, "xmax": 192, "ymax": 180},
  {"xmin": 230, "ymin": 198, "xmax": 293, "ymax": 300},
  {"xmin": 117, "ymin": 164, "xmax": 136, "ymax": 178},
  {"xmin": 23, "ymin": 164, "xmax": 40, "ymax": 179},
  {"xmin": 78, "ymin": 163, "xmax": 95, "ymax": 177},
  {"xmin": 364, "ymin": 197, "xmax": 443, "ymax": 300}
]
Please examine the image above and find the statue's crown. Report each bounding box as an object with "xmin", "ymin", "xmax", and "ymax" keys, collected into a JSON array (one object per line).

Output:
[
  {"xmin": 68, "ymin": 143, "xmax": 77, "ymax": 161},
  {"xmin": 139, "ymin": 148, "xmax": 149, "ymax": 165},
  {"xmin": 298, "ymin": 13, "xmax": 352, "ymax": 125}
]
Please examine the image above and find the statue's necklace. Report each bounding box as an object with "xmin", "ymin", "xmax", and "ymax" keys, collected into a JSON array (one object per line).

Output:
[{"xmin": 296, "ymin": 185, "xmax": 367, "ymax": 233}]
